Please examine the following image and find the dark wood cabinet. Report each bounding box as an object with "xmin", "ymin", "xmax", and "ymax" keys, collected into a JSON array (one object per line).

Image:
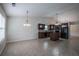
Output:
[
  {"xmin": 50, "ymin": 32, "xmax": 60, "ymax": 41},
  {"xmin": 38, "ymin": 23, "xmax": 69, "ymax": 40},
  {"xmin": 38, "ymin": 23, "xmax": 50, "ymax": 38},
  {"xmin": 38, "ymin": 24, "xmax": 45, "ymax": 30},
  {"xmin": 48, "ymin": 25, "xmax": 54, "ymax": 30},
  {"xmin": 38, "ymin": 32, "xmax": 45, "ymax": 38},
  {"xmin": 38, "ymin": 32, "xmax": 50, "ymax": 38}
]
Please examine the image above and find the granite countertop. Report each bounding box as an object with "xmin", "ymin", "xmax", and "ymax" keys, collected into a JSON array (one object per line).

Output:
[
  {"xmin": 38, "ymin": 30, "xmax": 61, "ymax": 32},
  {"xmin": 38, "ymin": 30, "xmax": 55, "ymax": 32}
]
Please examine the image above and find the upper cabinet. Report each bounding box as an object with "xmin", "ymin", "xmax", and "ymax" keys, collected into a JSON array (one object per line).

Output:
[
  {"xmin": 38, "ymin": 24, "xmax": 45, "ymax": 30},
  {"xmin": 38, "ymin": 24, "xmax": 55, "ymax": 30},
  {"xmin": 48, "ymin": 25, "xmax": 54, "ymax": 30}
]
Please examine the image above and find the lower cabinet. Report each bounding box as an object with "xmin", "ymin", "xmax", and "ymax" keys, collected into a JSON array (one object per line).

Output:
[
  {"xmin": 38, "ymin": 32, "xmax": 50, "ymax": 39},
  {"xmin": 38, "ymin": 32, "xmax": 45, "ymax": 38},
  {"xmin": 50, "ymin": 32, "xmax": 60, "ymax": 41}
]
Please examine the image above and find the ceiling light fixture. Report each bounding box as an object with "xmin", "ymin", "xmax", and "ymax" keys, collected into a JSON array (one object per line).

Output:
[
  {"xmin": 55, "ymin": 13, "xmax": 60, "ymax": 25},
  {"xmin": 24, "ymin": 10, "xmax": 31, "ymax": 27}
]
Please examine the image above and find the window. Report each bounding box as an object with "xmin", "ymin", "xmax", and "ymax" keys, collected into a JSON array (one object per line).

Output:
[{"xmin": 0, "ymin": 13, "xmax": 5, "ymax": 39}]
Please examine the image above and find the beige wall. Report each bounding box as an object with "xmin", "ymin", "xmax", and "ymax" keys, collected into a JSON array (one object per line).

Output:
[{"xmin": 57, "ymin": 6, "xmax": 79, "ymax": 37}]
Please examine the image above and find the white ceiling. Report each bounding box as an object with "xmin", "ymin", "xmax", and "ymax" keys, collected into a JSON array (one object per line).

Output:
[{"xmin": 2, "ymin": 3, "xmax": 79, "ymax": 17}]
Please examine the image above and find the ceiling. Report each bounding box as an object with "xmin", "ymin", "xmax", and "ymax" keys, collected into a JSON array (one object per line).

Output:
[{"xmin": 2, "ymin": 3, "xmax": 79, "ymax": 17}]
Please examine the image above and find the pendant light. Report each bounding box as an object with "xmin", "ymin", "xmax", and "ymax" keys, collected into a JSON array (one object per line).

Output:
[
  {"xmin": 24, "ymin": 10, "xmax": 31, "ymax": 27},
  {"xmin": 55, "ymin": 13, "xmax": 60, "ymax": 25}
]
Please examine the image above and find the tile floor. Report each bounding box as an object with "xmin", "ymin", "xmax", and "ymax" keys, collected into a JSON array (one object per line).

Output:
[{"xmin": 1, "ymin": 37, "xmax": 79, "ymax": 56}]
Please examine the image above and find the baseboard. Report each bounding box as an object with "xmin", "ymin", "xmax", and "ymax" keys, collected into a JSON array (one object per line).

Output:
[{"xmin": 7, "ymin": 38, "xmax": 37, "ymax": 43}]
